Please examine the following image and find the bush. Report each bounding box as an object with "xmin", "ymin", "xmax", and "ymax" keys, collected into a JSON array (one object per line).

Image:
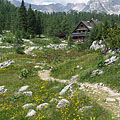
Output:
[
  {"xmin": 51, "ymin": 37, "xmax": 61, "ymax": 44},
  {"xmin": 21, "ymin": 68, "xmax": 29, "ymax": 78},
  {"xmin": 14, "ymin": 31, "xmax": 24, "ymax": 54},
  {"xmin": 3, "ymin": 32, "xmax": 15, "ymax": 43},
  {"xmin": 67, "ymin": 36, "xmax": 74, "ymax": 49}
]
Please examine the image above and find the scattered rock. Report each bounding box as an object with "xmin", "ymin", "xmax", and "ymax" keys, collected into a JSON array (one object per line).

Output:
[
  {"xmin": 26, "ymin": 109, "xmax": 36, "ymax": 117},
  {"xmin": 91, "ymin": 69, "xmax": 104, "ymax": 76},
  {"xmin": 59, "ymin": 84, "xmax": 72, "ymax": 96},
  {"xmin": 23, "ymin": 39, "xmax": 34, "ymax": 45},
  {"xmin": 23, "ymin": 91, "xmax": 32, "ymax": 96},
  {"xmin": 22, "ymin": 103, "xmax": 36, "ymax": 109},
  {"xmin": 105, "ymin": 56, "xmax": 119, "ymax": 65},
  {"xmin": 18, "ymin": 85, "xmax": 29, "ymax": 92},
  {"xmin": 0, "ymin": 86, "xmax": 7, "ymax": 94},
  {"xmin": 0, "ymin": 60, "xmax": 14, "ymax": 68},
  {"xmin": 36, "ymin": 103, "xmax": 49, "ymax": 110},
  {"xmin": 56, "ymin": 99, "xmax": 70, "ymax": 109},
  {"xmin": 78, "ymin": 106, "xmax": 93, "ymax": 112},
  {"xmin": 0, "ymin": 46, "xmax": 13, "ymax": 49},
  {"xmin": 90, "ymin": 40, "xmax": 105, "ymax": 51},
  {"xmin": 106, "ymin": 98, "xmax": 116, "ymax": 102},
  {"xmin": 34, "ymin": 66, "xmax": 43, "ymax": 69}
]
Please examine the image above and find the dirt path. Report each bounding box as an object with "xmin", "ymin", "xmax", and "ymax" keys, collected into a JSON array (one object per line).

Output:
[{"xmin": 38, "ymin": 70, "xmax": 120, "ymax": 119}]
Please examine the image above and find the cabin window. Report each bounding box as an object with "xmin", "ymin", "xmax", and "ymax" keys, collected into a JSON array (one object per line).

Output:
[{"xmin": 81, "ymin": 24, "xmax": 84, "ymax": 27}]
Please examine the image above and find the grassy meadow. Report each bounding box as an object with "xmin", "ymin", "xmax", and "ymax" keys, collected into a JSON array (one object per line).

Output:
[{"xmin": 0, "ymin": 34, "xmax": 119, "ymax": 120}]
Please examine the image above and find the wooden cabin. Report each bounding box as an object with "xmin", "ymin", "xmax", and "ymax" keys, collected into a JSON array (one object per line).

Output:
[{"xmin": 72, "ymin": 19, "xmax": 100, "ymax": 42}]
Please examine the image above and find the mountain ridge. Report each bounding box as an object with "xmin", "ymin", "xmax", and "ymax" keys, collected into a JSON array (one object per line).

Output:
[{"xmin": 10, "ymin": 0, "xmax": 120, "ymax": 14}]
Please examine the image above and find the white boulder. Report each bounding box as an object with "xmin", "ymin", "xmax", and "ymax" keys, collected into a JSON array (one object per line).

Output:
[
  {"xmin": 105, "ymin": 56, "xmax": 119, "ymax": 65},
  {"xmin": 26, "ymin": 109, "xmax": 36, "ymax": 117},
  {"xmin": 0, "ymin": 86, "xmax": 7, "ymax": 94},
  {"xmin": 0, "ymin": 60, "xmax": 15, "ymax": 68},
  {"xmin": 56, "ymin": 99, "xmax": 70, "ymax": 109},
  {"xmin": 90, "ymin": 40, "xmax": 105, "ymax": 51},
  {"xmin": 22, "ymin": 103, "xmax": 36, "ymax": 109},
  {"xmin": 23, "ymin": 91, "xmax": 32, "ymax": 96},
  {"xmin": 91, "ymin": 69, "xmax": 104, "ymax": 76},
  {"xmin": 18, "ymin": 85, "xmax": 29, "ymax": 92},
  {"xmin": 78, "ymin": 106, "xmax": 93, "ymax": 112},
  {"xmin": 59, "ymin": 84, "xmax": 72, "ymax": 96},
  {"xmin": 106, "ymin": 98, "xmax": 116, "ymax": 102},
  {"xmin": 36, "ymin": 103, "xmax": 49, "ymax": 110}
]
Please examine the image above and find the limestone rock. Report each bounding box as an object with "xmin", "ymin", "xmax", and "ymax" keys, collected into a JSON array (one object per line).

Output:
[
  {"xmin": 59, "ymin": 84, "xmax": 72, "ymax": 96},
  {"xmin": 106, "ymin": 98, "xmax": 116, "ymax": 102},
  {"xmin": 78, "ymin": 106, "xmax": 93, "ymax": 112},
  {"xmin": 105, "ymin": 56, "xmax": 119, "ymax": 65},
  {"xmin": 56, "ymin": 99, "xmax": 70, "ymax": 109},
  {"xmin": 23, "ymin": 91, "xmax": 32, "ymax": 96},
  {"xmin": 22, "ymin": 103, "xmax": 36, "ymax": 109},
  {"xmin": 0, "ymin": 86, "xmax": 7, "ymax": 94},
  {"xmin": 36, "ymin": 103, "xmax": 49, "ymax": 110},
  {"xmin": 26, "ymin": 109, "xmax": 36, "ymax": 117},
  {"xmin": 91, "ymin": 69, "xmax": 104, "ymax": 76},
  {"xmin": 0, "ymin": 60, "xmax": 14, "ymax": 68},
  {"xmin": 90, "ymin": 40, "xmax": 105, "ymax": 51},
  {"xmin": 70, "ymin": 74, "xmax": 79, "ymax": 81},
  {"xmin": 18, "ymin": 85, "xmax": 29, "ymax": 92}
]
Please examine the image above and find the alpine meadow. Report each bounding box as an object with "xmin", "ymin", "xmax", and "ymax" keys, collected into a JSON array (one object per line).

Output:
[{"xmin": 0, "ymin": 0, "xmax": 120, "ymax": 120}]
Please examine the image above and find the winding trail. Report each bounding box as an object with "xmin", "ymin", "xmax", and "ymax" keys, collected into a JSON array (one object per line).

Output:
[{"xmin": 38, "ymin": 70, "xmax": 120, "ymax": 119}]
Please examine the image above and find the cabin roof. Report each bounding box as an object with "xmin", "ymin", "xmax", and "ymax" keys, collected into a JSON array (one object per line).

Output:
[{"xmin": 72, "ymin": 19, "xmax": 100, "ymax": 33}]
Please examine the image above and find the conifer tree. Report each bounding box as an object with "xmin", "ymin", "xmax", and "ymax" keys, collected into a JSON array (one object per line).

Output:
[
  {"xmin": 18, "ymin": 0, "xmax": 27, "ymax": 32},
  {"xmin": 27, "ymin": 4, "xmax": 36, "ymax": 37},
  {"xmin": 36, "ymin": 12, "xmax": 42, "ymax": 37}
]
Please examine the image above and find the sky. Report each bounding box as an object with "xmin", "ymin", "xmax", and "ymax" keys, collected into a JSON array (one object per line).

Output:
[{"xmin": 19, "ymin": 0, "xmax": 89, "ymax": 5}]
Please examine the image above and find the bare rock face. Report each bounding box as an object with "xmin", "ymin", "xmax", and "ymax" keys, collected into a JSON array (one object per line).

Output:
[
  {"xmin": 105, "ymin": 56, "xmax": 119, "ymax": 65},
  {"xmin": 26, "ymin": 109, "xmax": 36, "ymax": 117},
  {"xmin": 0, "ymin": 60, "xmax": 14, "ymax": 68},
  {"xmin": 56, "ymin": 99, "xmax": 70, "ymax": 109},
  {"xmin": 36, "ymin": 103, "xmax": 49, "ymax": 110}
]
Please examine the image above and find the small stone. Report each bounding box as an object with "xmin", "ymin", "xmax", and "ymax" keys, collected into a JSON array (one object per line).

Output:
[
  {"xmin": 106, "ymin": 98, "xmax": 116, "ymax": 102},
  {"xmin": 23, "ymin": 91, "xmax": 32, "ymax": 96},
  {"xmin": 56, "ymin": 99, "xmax": 70, "ymax": 109},
  {"xmin": 18, "ymin": 85, "xmax": 29, "ymax": 92},
  {"xmin": 91, "ymin": 69, "xmax": 104, "ymax": 76},
  {"xmin": 36, "ymin": 103, "xmax": 49, "ymax": 110},
  {"xmin": 78, "ymin": 106, "xmax": 93, "ymax": 112},
  {"xmin": 26, "ymin": 109, "xmax": 36, "ymax": 117},
  {"xmin": 59, "ymin": 84, "xmax": 72, "ymax": 95},
  {"xmin": 0, "ymin": 86, "xmax": 7, "ymax": 94},
  {"xmin": 22, "ymin": 103, "xmax": 36, "ymax": 109}
]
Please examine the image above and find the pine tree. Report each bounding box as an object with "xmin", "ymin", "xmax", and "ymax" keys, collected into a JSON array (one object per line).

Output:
[
  {"xmin": 18, "ymin": 0, "xmax": 27, "ymax": 32},
  {"xmin": 36, "ymin": 12, "xmax": 42, "ymax": 37},
  {"xmin": 0, "ymin": 12, "xmax": 3, "ymax": 33},
  {"xmin": 27, "ymin": 4, "xmax": 36, "ymax": 38}
]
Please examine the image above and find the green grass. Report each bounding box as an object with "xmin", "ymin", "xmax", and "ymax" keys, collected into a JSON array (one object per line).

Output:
[
  {"xmin": 51, "ymin": 51, "xmax": 120, "ymax": 91},
  {"xmin": 0, "ymin": 49, "xmax": 113, "ymax": 120}
]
